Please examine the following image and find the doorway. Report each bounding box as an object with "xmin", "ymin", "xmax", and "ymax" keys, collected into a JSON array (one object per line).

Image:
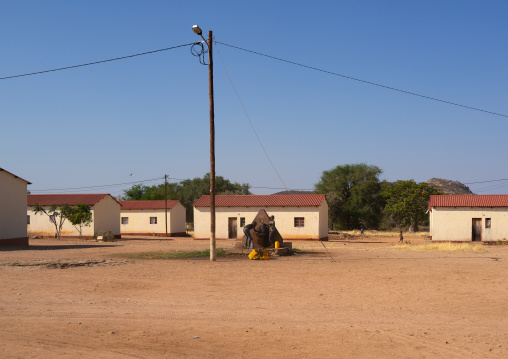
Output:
[
  {"xmin": 472, "ymin": 218, "xmax": 482, "ymax": 241},
  {"xmin": 228, "ymin": 217, "xmax": 237, "ymax": 239}
]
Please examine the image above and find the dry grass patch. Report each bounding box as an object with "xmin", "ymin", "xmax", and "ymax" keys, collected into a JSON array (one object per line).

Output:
[
  {"xmin": 116, "ymin": 248, "xmax": 231, "ymax": 259},
  {"xmin": 393, "ymin": 242, "xmax": 484, "ymax": 251},
  {"xmin": 341, "ymin": 230, "xmax": 430, "ymax": 238}
]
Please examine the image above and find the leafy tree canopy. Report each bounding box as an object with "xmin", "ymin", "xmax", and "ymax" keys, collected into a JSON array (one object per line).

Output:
[
  {"xmin": 315, "ymin": 163, "xmax": 384, "ymax": 230},
  {"xmin": 122, "ymin": 173, "xmax": 251, "ymax": 221},
  {"xmin": 381, "ymin": 180, "xmax": 441, "ymax": 232},
  {"xmin": 67, "ymin": 203, "xmax": 93, "ymax": 237},
  {"xmin": 32, "ymin": 203, "xmax": 92, "ymax": 239}
]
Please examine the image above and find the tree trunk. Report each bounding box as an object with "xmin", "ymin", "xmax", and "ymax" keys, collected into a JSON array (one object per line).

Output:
[{"xmin": 409, "ymin": 222, "xmax": 419, "ymax": 232}]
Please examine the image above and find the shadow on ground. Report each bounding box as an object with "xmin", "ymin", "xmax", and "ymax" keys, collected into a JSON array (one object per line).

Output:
[{"xmin": 1, "ymin": 244, "xmax": 120, "ymax": 251}]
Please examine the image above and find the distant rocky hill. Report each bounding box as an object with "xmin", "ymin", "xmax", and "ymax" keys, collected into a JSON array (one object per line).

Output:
[{"xmin": 427, "ymin": 178, "xmax": 474, "ymax": 195}]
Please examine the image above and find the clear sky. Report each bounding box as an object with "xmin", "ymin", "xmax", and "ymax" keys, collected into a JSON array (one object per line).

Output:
[{"xmin": 2, "ymin": 0, "xmax": 508, "ymax": 196}]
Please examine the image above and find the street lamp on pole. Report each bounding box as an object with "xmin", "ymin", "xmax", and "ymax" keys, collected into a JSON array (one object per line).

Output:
[{"xmin": 192, "ymin": 25, "xmax": 216, "ymax": 261}]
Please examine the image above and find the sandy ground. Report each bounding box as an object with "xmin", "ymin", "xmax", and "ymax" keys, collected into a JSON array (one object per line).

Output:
[{"xmin": 0, "ymin": 234, "xmax": 507, "ymax": 358}]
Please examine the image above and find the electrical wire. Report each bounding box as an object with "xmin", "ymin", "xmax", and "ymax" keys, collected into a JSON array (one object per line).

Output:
[
  {"xmin": 29, "ymin": 175, "xmax": 314, "ymax": 194},
  {"xmin": 190, "ymin": 41, "xmax": 208, "ymax": 65},
  {"xmin": 216, "ymin": 41, "xmax": 508, "ymax": 119},
  {"xmin": 0, "ymin": 43, "xmax": 195, "ymax": 80},
  {"xmin": 30, "ymin": 177, "xmax": 163, "ymax": 193},
  {"xmin": 472, "ymin": 182, "xmax": 508, "ymax": 193},
  {"xmin": 320, "ymin": 240, "xmax": 336, "ymax": 262},
  {"xmin": 250, "ymin": 186, "xmax": 313, "ymax": 191},
  {"xmin": 215, "ymin": 41, "xmax": 290, "ymax": 192},
  {"xmin": 464, "ymin": 178, "xmax": 508, "ymax": 184}
]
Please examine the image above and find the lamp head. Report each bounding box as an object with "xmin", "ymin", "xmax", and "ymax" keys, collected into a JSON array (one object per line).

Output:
[{"xmin": 192, "ymin": 25, "xmax": 202, "ymax": 36}]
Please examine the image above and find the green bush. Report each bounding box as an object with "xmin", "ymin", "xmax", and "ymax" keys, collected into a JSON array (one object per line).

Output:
[{"xmin": 95, "ymin": 230, "xmax": 116, "ymax": 242}]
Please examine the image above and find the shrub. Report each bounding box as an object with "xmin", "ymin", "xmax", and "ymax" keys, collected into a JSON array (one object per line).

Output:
[{"xmin": 95, "ymin": 230, "xmax": 116, "ymax": 242}]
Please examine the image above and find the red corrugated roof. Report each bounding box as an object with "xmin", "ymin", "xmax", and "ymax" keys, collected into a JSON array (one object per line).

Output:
[
  {"xmin": 429, "ymin": 195, "xmax": 508, "ymax": 209},
  {"xmin": 27, "ymin": 194, "xmax": 114, "ymax": 206},
  {"xmin": 120, "ymin": 200, "xmax": 181, "ymax": 210},
  {"xmin": 193, "ymin": 194, "xmax": 326, "ymax": 207}
]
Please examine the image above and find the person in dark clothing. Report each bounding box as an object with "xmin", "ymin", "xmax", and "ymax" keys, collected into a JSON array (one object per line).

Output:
[
  {"xmin": 243, "ymin": 221, "xmax": 257, "ymax": 248},
  {"xmin": 399, "ymin": 230, "xmax": 404, "ymax": 243},
  {"xmin": 258, "ymin": 220, "xmax": 269, "ymax": 247},
  {"xmin": 259, "ymin": 221, "xmax": 267, "ymax": 234},
  {"xmin": 268, "ymin": 215, "xmax": 277, "ymax": 245}
]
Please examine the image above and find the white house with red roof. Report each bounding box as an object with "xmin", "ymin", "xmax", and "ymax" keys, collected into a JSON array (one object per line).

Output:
[
  {"xmin": 429, "ymin": 195, "xmax": 508, "ymax": 242},
  {"xmin": 27, "ymin": 194, "xmax": 121, "ymax": 239},
  {"xmin": 0, "ymin": 168, "xmax": 31, "ymax": 246},
  {"xmin": 119, "ymin": 200, "xmax": 186, "ymax": 236},
  {"xmin": 193, "ymin": 194, "xmax": 328, "ymax": 241}
]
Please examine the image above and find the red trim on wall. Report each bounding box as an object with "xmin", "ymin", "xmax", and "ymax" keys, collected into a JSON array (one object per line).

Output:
[
  {"xmin": 193, "ymin": 237, "xmax": 328, "ymax": 241},
  {"xmin": 283, "ymin": 237, "xmax": 323, "ymax": 241},
  {"xmin": 28, "ymin": 235, "xmax": 121, "ymax": 240},
  {"xmin": 430, "ymin": 240, "xmax": 495, "ymax": 243},
  {"xmin": 193, "ymin": 238, "xmax": 236, "ymax": 241},
  {"xmin": 0, "ymin": 237, "xmax": 29, "ymax": 246},
  {"xmin": 121, "ymin": 232, "xmax": 186, "ymax": 237}
]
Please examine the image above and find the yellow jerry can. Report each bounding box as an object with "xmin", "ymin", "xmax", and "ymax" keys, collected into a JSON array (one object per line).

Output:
[{"xmin": 248, "ymin": 249, "xmax": 260, "ymax": 260}]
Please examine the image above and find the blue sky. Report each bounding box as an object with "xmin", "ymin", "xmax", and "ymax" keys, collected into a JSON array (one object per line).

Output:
[{"xmin": 2, "ymin": 0, "xmax": 508, "ymax": 196}]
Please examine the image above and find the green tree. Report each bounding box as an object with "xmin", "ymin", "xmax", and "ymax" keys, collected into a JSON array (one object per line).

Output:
[
  {"xmin": 315, "ymin": 164, "xmax": 384, "ymax": 230},
  {"xmin": 122, "ymin": 174, "xmax": 251, "ymax": 222},
  {"xmin": 33, "ymin": 203, "xmax": 93, "ymax": 239},
  {"xmin": 33, "ymin": 203, "xmax": 73, "ymax": 240},
  {"xmin": 123, "ymin": 184, "xmax": 148, "ymax": 200},
  {"xmin": 123, "ymin": 183, "xmax": 179, "ymax": 201},
  {"xmin": 381, "ymin": 180, "xmax": 441, "ymax": 232},
  {"xmin": 67, "ymin": 203, "xmax": 93, "ymax": 237}
]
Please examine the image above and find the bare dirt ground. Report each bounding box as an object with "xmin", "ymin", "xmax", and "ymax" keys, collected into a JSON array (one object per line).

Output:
[{"xmin": 1, "ymin": 233, "xmax": 507, "ymax": 358}]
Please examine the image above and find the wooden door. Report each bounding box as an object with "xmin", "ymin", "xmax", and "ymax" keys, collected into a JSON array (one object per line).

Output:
[
  {"xmin": 472, "ymin": 218, "xmax": 482, "ymax": 241},
  {"xmin": 228, "ymin": 217, "xmax": 237, "ymax": 239}
]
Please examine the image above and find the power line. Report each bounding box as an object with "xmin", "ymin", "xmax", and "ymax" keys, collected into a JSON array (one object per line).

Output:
[
  {"xmin": 464, "ymin": 178, "xmax": 508, "ymax": 185},
  {"xmin": 215, "ymin": 41, "xmax": 289, "ymax": 191},
  {"xmin": 250, "ymin": 186, "xmax": 313, "ymax": 191},
  {"xmin": 216, "ymin": 41, "xmax": 508, "ymax": 119},
  {"xmin": 30, "ymin": 177, "xmax": 163, "ymax": 193},
  {"xmin": 0, "ymin": 43, "xmax": 195, "ymax": 80},
  {"xmin": 472, "ymin": 182, "xmax": 508, "ymax": 193},
  {"xmin": 30, "ymin": 175, "xmax": 313, "ymax": 194}
]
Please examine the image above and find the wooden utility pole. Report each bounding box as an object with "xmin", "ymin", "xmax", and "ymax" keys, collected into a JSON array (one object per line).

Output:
[
  {"xmin": 208, "ymin": 30, "xmax": 216, "ymax": 261},
  {"xmin": 165, "ymin": 174, "xmax": 168, "ymax": 237}
]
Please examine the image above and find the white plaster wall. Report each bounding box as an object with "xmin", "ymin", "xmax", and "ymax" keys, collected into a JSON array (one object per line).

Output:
[
  {"xmin": 121, "ymin": 209, "xmax": 166, "ymax": 234},
  {"xmin": 194, "ymin": 206, "xmax": 324, "ymax": 240},
  {"xmin": 0, "ymin": 171, "xmax": 28, "ymax": 239},
  {"xmin": 169, "ymin": 203, "xmax": 187, "ymax": 233},
  {"xmin": 431, "ymin": 207, "xmax": 508, "ymax": 241},
  {"xmin": 27, "ymin": 206, "xmax": 94, "ymax": 237},
  {"xmin": 429, "ymin": 208, "xmax": 433, "ymax": 238},
  {"xmin": 94, "ymin": 196, "xmax": 121, "ymax": 235},
  {"xmin": 318, "ymin": 201, "xmax": 329, "ymax": 239}
]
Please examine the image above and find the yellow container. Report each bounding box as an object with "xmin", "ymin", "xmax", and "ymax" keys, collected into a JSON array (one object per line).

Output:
[
  {"xmin": 275, "ymin": 241, "xmax": 280, "ymax": 249},
  {"xmin": 248, "ymin": 249, "xmax": 260, "ymax": 260},
  {"xmin": 262, "ymin": 249, "xmax": 270, "ymax": 260}
]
